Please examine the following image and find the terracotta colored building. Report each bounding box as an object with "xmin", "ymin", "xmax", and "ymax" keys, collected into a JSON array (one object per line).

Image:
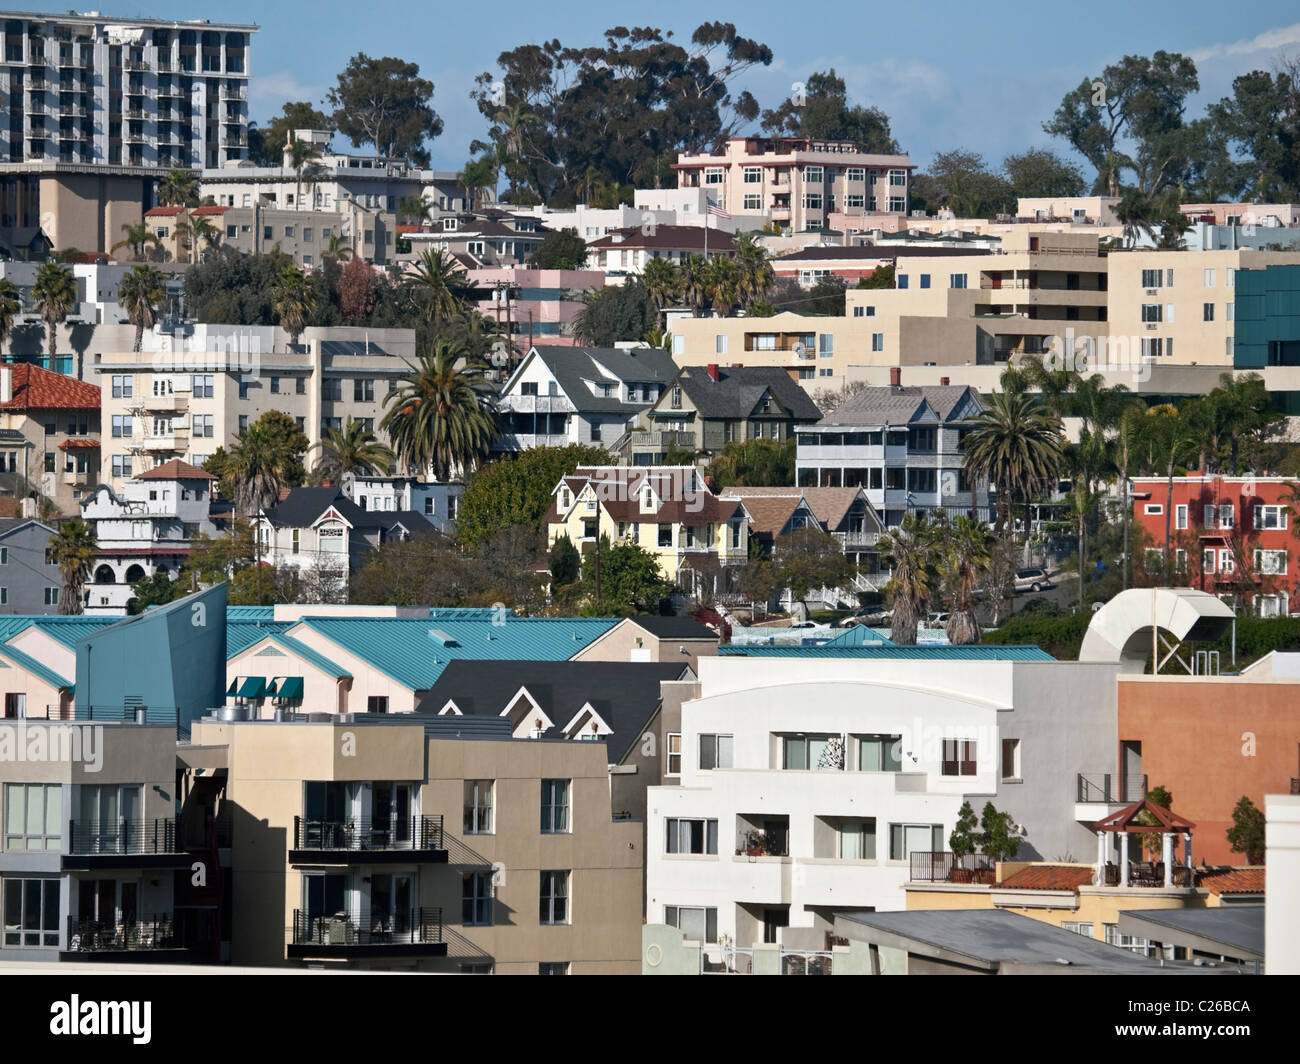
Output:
[{"xmin": 1131, "ymin": 475, "xmax": 1298, "ymax": 617}]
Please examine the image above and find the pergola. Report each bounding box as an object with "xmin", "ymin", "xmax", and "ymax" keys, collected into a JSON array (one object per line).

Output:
[{"xmin": 1093, "ymin": 799, "xmax": 1196, "ymax": 888}]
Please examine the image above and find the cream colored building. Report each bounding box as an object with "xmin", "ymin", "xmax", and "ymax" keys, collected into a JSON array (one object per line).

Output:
[
  {"xmin": 96, "ymin": 324, "xmax": 416, "ymax": 492},
  {"xmin": 186, "ymin": 714, "xmax": 643, "ymax": 973},
  {"xmin": 674, "ymin": 137, "xmax": 913, "ymax": 232}
]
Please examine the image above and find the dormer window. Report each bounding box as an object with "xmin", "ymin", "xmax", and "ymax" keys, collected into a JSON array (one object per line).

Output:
[
  {"xmin": 560, "ymin": 488, "xmax": 571, "ymax": 509},
  {"xmin": 443, "ymin": 218, "xmax": 457, "ymax": 231}
]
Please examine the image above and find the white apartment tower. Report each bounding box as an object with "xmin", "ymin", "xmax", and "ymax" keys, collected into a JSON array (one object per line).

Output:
[{"xmin": 0, "ymin": 11, "xmax": 255, "ymax": 168}]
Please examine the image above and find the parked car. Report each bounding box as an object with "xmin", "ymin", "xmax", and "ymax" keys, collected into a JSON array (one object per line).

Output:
[
  {"xmin": 1014, "ymin": 568, "xmax": 1055, "ymax": 594},
  {"xmin": 926, "ymin": 612, "xmax": 951, "ymax": 627}
]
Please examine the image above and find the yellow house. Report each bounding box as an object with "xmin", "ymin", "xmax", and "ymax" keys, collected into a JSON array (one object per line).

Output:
[
  {"xmin": 905, "ymin": 862, "xmax": 1263, "ymax": 954},
  {"xmin": 545, "ymin": 466, "xmax": 750, "ymax": 595}
]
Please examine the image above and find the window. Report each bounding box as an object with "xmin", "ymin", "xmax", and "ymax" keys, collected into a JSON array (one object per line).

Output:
[
  {"xmin": 462, "ymin": 872, "xmax": 492, "ymax": 926},
  {"xmin": 1219, "ymin": 503, "xmax": 1235, "ymax": 529},
  {"xmin": 782, "ymin": 734, "xmax": 843, "ymax": 770},
  {"xmin": 1226, "ymin": 302, "xmax": 1234, "ymax": 322},
  {"xmin": 1254, "ymin": 549, "xmax": 1287, "ymax": 576},
  {"xmin": 111, "ymin": 414, "xmax": 132, "ymax": 438},
  {"xmin": 44, "ymin": 588, "xmax": 59, "ymax": 606},
  {"xmin": 888, "ymin": 196, "xmax": 906, "ymax": 212},
  {"xmin": 666, "ymin": 818, "xmax": 718, "ymax": 855},
  {"xmin": 464, "ymin": 780, "xmax": 493, "ymax": 834},
  {"xmin": 664, "ymin": 905, "xmax": 717, "ymax": 943},
  {"xmin": 703, "ymin": 167, "xmax": 724, "ymax": 185},
  {"xmin": 238, "ymin": 415, "xmax": 249, "ymax": 433},
  {"xmin": 665, "ymin": 733, "xmax": 682, "ymax": 776},
  {"xmin": 1001, "ymin": 738, "xmax": 1021, "ymax": 781},
  {"xmin": 1203, "ymin": 268, "xmax": 1216, "ymax": 288},
  {"xmin": 323, "ymin": 378, "xmax": 343, "ymax": 401},
  {"xmin": 110, "ymin": 374, "xmax": 133, "ymax": 398},
  {"xmin": 303, "ymin": 227, "xmax": 313, "ymax": 243},
  {"xmin": 658, "ymin": 524, "xmax": 673, "ymax": 548},
  {"xmin": 192, "ymin": 374, "xmax": 214, "ymax": 398},
  {"xmin": 1140, "ymin": 269, "xmax": 1163, "ymax": 289},
  {"xmin": 540, "ymin": 779, "xmax": 570, "ymax": 833},
  {"xmin": 802, "ymin": 193, "xmax": 823, "ymax": 210},
  {"xmin": 803, "ymin": 165, "xmax": 823, "ymax": 183},
  {"xmin": 743, "ymin": 194, "xmax": 761, "ymax": 210},
  {"xmin": 699, "ymin": 733, "xmax": 733, "ymax": 770},
  {"xmin": 367, "ymin": 696, "xmax": 389, "ymax": 714},
  {"xmin": 192, "ymin": 414, "xmax": 214, "ymax": 438},
  {"xmin": 889, "ymin": 824, "xmax": 945, "ymax": 861},
  {"xmin": 539, "ymin": 870, "xmax": 569, "ymax": 925},
  {"xmin": 1141, "ymin": 303, "xmax": 1163, "ymax": 322},
  {"xmin": 1175, "ymin": 504, "xmax": 1188, "ymax": 530},
  {"xmin": 889, "ymin": 169, "xmax": 907, "ymax": 186},
  {"xmin": 742, "ymin": 166, "xmax": 762, "ymax": 183},
  {"xmin": 941, "ymin": 739, "xmax": 977, "ymax": 776},
  {"xmin": 840, "ymin": 820, "xmax": 876, "ymax": 860},
  {"xmin": 297, "ymin": 377, "xmax": 307, "ymax": 395},
  {"xmin": 1144, "ymin": 503, "xmax": 1163, "ymax": 516},
  {"xmin": 845, "ymin": 194, "xmax": 864, "ymax": 208},
  {"xmin": 1202, "ymin": 302, "xmax": 1215, "ymax": 322},
  {"xmin": 950, "ymin": 273, "xmax": 968, "ymax": 289},
  {"xmin": 284, "ymin": 225, "xmax": 295, "ymax": 239},
  {"xmin": 857, "ymin": 734, "xmax": 902, "ymax": 772},
  {"xmin": 1203, "ymin": 548, "xmax": 1216, "ymax": 574},
  {"xmin": 1255, "ymin": 505, "xmax": 1289, "ymax": 530},
  {"xmin": 845, "ymin": 167, "xmax": 865, "ymax": 182},
  {"xmin": 4, "ymin": 783, "xmax": 61, "ymax": 851},
  {"xmin": 112, "ymin": 455, "xmax": 132, "ymax": 478},
  {"xmin": 919, "ymin": 274, "xmax": 931, "ymax": 289},
  {"xmin": 1166, "ymin": 269, "xmax": 1174, "ymax": 288},
  {"xmin": 354, "ymin": 378, "xmax": 375, "ymax": 402},
  {"xmin": 1062, "ymin": 921, "xmax": 1095, "ymax": 938},
  {"xmin": 871, "ymin": 333, "xmax": 884, "ymax": 352},
  {"xmin": 3, "ymin": 878, "xmax": 60, "ymax": 947},
  {"xmin": 152, "ymin": 377, "xmax": 174, "ymax": 397},
  {"xmin": 715, "ymin": 334, "xmax": 727, "ymax": 355}
]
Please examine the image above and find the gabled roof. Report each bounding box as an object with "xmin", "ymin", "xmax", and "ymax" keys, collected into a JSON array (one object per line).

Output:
[
  {"xmin": 423, "ymin": 659, "xmax": 690, "ymax": 762},
  {"xmin": 547, "ymin": 466, "xmax": 746, "ymax": 527},
  {"xmin": 262, "ymin": 488, "xmax": 365, "ymax": 529},
  {"xmin": 0, "ymin": 642, "xmax": 72, "ymax": 691},
  {"xmin": 0, "ymin": 363, "xmax": 100, "ymax": 411},
  {"xmin": 813, "ymin": 385, "xmax": 982, "ymax": 428},
  {"xmin": 234, "ymin": 631, "xmax": 353, "ymax": 679},
  {"xmin": 136, "ymin": 459, "xmax": 217, "ymax": 481},
  {"xmin": 719, "ymin": 492, "xmax": 806, "ymax": 537},
  {"xmin": 586, "ymin": 225, "xmax": 736, "ymax": 252},
  {"xmin": 673, "ymin": 365, "xmax": 822, "ymax": 422},
  {"xmin": 293, "ymin": 617, "xmax": 621, "ymax": 691},
  {"xmin": 226, "ymin": 620, "xmax": 294, "ymax": 657},
  {"xmin": 145, "ymin": 206, "xmax": 184, "ymax": 217},
  {"xmin": 509, "ymin": 346, "xmax": 678, "ymax": 414},
  {"xmin": 0, "ymin": 615, "xmax": 114, "ymax": 648},
  {"xmin": 623, "ymin": 614, "xmax": 718, "ymax": 641}
]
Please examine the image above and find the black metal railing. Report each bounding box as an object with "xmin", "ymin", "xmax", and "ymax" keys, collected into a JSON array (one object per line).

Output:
[
  {"xmin": 66, "ymin": 914, "xmax": 176, "ymax": 953},
  {"xmin": 293, "ymin": 815, "xmax": 443, "ymax": 852},
  {"xmin": 1076, "ymin": 773, "xmax": 1148, "ymax": 804},
  {"xmin": 67, "ymin": 817, "xmax": 179, "ymax": 855},
  {"xmin": 910, "ymin": 851, "xmax": 997, "ymax": 884},
  {"xmin": 290, "ymin": 907, "xmax": 443, "ymax": 948}
]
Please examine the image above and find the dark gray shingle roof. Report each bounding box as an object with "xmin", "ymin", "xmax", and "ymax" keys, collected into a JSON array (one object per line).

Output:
[{"xmin": 676, "ymin": 365, "xmax": 822, "ymax": 421}]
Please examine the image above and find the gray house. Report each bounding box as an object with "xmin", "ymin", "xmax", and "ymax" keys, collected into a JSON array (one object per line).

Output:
[{"xmin": 0, "ymin": 519, "xmax": 61, "ymax": 614}]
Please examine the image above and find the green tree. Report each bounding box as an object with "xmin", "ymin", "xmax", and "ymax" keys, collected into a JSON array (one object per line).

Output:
[
  {"xmin": 977, "ymin": 802, "xmax": 1022, "ymax": 861},
  {"xmin": 770, "ymin": 527, "xmax": 849, "ymax": 614},
  {"xmin": 220, "ymin": 411, "xmax": 310, "ymax": 515},
  {"xmin": 706, "ymin": 438, "xmax": 795, "ymax": 488},
  {"xmin": 129, "ymin": 570, "xmax": 188, "ymax": 613},
  {"xmin": 935, "ymin": 513, "xmax": 991, "ymax": 645},
  {"xmin": 406, "ymin": 248, "xmax": 470, "ymax": 325},
  {"xmin": 456, "ymin": 444, "xmax": 608, "ymax": 547},
  {"xmin": 381, "ymin": 339, "xmax": 498, "ymax": 482},
  {"xmin": 32, "ymin": 262, "xmax": 77, "ymax": 359},
  {"xmin": 286, "ymin": 138, "xmax": 325, "ymax": 207},
  {"xmin": 1226, "ymin": 796, "xmax": 1266, "ymax": 864},
  {"xmin": 808, "ymin": 274, "xmax": 846, "ymax": 315},
  {"xmin": 962, "ymin": 385, "xmax": 1064, "ymax": 534},
  {"xmin": 1002, "ymin": 148, "xmax": 1087, "ymax": 199},
  {"xmin": 641, "ymin": 256, "xmax": 682, "ymax": 323},
  {"xmin": 251, "ymin": 101, "xmax": 335, "ymax": 166},
  {"xmin": 856, "ymin": 263, "xmax": 894, "ymax": 290},
  {"xmin": 877, "ymin": 512, "xmax": 937, "ymax": 646},
  {"xmin": 549, "ymin": 533, "xmax": 580, "ymax": 587},
  {"xmin": 529, "ymin": 229, "xmax": 589, "ymax": 270},
  {"xmin": 48, "ymin": 518, "xmax": 97, "ymax": 615},
  {"xmin": 111, "ymin": 221, "xmax": 161, "ymax": 262},
  {"xmin": 458, "ymin": 155, "xmax": 498, "ymax": 211},
  {"xmin": 117, "ymin": 265, "xmax": 165, "ymax": 353},
  {"xmin": 328, "ymin": 53, "xmax": 443, "ymax": 166},
  {"xmin": 760, "ymin": 69, "xmax": 897, "ymax": 152},
  {"xmin": 704, "ymin": 256, "xmax": 741, "ymax": 317},
  {"xmin": 271, "ymin": 265, "xmax": 316, "ymax": 347},
  {"xmin": 175, "ymin": 214, "xmax": 220, "ymax": 265},
  {"xmin": 311, "ymin": 417, "xmax": 395, "ymax": 482},
  {"xmin": 911, "ymin": 149, "xmax": 1014, "ymax": 217},
  {"xmin": 583, "ymin": 536, "xmax": 672, "ymax": 614},
  {"xmin": 732, "ymin": 233, "xmax": 773, "ymax": 310},
  {"xmin": 949, "ymin": 800, "xmax": 980, "ymax": 858},
  {"xmin": 572, "ymin": 281, "xmax": 656, "ymax": 346},
  {"xmin": 157, "ymin": 168, "xmax": 200, "ymax": 207},
  {"xmin": 1143, "ymin": 404, "xmax": 1201, "ymax": 582},
  {"xmin": 1207, "ymin": 66, "xmax": 1300, "ymax": 201},
  {"xmin": 182, "ymin": 519, "xmax": 258, "ymax": 586},
  {"xmin": 0, "ymin": 278, "xmax": 21, "ymax": 356}
]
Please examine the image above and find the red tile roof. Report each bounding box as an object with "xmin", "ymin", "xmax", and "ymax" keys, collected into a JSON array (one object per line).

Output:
[
  {"xmin": 1197, "ymin": 867, "xmax": 1265, "ymax": 894},
  {"xmin": 997, "ymin": 865, "xmax": 1095, "ymax": 891},
  {"xmin": 145, "ymin": 206, "xmax": 184, "ymax": 217},
  {"xmin": 58, "ymin": 438, "xmax": 100, "ymax": 450},
  {"xmin": 0, "ymin": 364, "xmax": 101, "ymax": 411},
  {"xmin": 135, "ymin": 459, "xmax": 216, "ymax": 481},
  {"xmin": 191, "ymin": 205, "xmax": 229, "ymax": 215}
]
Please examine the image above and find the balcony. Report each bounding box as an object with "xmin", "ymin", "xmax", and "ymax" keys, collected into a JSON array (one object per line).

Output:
[
  {"xmin": 909, "ymin": 851, "xmax": 997, "ymax": 884},
  {"xmin": 124, "ymin": 58, "xmax": 151, "ymax": 72},
  {"xmin": 1075, "ymin": 772, "xmax": 1146, "ymax": 821},
  {"xmin": 289, "ymin": 815, "xmax": 447, "ymax": 865},
  {"xmin": 288, "ymin": 907, "xmax": 446, "ymax": 960},
  {"xmin": 61, "ymin": 915, "xmax": 188, "ymax": 962},
  {"xmin": 220, "ymin": 85, "xmax": 248, "ymax": 100},
  {"xmin": 138, "ymin": 431, "xmax": 190, "ymax": 451},
  {"xmin": 62, "ymin": 817, "xmax": 191, "ymax": 870}
]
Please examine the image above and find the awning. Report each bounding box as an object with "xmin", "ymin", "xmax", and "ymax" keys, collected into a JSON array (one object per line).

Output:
[
  {"xmin": 58, "ymin": 438, "xmax": 101, "ymax": 450},
  {"xmin": 277, "ymin": 677, "xmax": 304, "ymax": 699},
  {"xmin": 236, "ymin": 676, "xmax": 266, "ymax": 699},
  {"xmin": 226, "ymin": 679, "xmax": 238, "ymax": 696}
]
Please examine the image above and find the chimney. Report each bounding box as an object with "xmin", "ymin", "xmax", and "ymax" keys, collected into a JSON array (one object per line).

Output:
[
  {"xmin": 940, "ymin": 376, "xmax": 950, "ymax": 386},
  {"xmin": 0, "ymin": 367, "xmax": 10, "ymax": 403},
  {"xmin": 707, "ymin": 363, "xmax": 720, "ymax": 381},
  {"xmin": 889, "ymin": 367, "xmax": 901, "ymax": 387}
]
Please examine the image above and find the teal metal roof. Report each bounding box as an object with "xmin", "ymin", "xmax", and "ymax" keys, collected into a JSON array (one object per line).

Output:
[
  {"xmin": 226, "ymin": 606, "xmax": 277, "ymax": 622},
  {"xmin": 297, "ymin": 617, "xmax": 621, "ymax": 691},
  {"xmin": 0, "ymin": 643, "xmax": 73, "ymax": 690},
  {"xmin": 226, "ymin": 620, "xmax": 293, "ymax": 656},
  {"xmin": 271, "ymin": 634, "xmax": 352, "ymax": 680},
  {"xmin": 719, "ymin": 644, "xmax": 1055, "ymax": 661},
  {"xmin": 0, "ymin": 615, "xmax": 113, "ymax": 648},
  {"xmin": 428, "ymin": 607, "xmax": 515, "ymax": 620},
  {"xmin": 822, "ymin": 625, "xmax": 897, "ymax": 648}
]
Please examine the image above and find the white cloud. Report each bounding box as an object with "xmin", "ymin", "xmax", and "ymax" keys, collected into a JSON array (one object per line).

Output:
[
  {"xmin": 1190, "ymin": 22, "xmax": 1300, "ymax": 63},
  {"xmin": 249, "ymin": 71, "xmax": 327, "ymax": 121}
]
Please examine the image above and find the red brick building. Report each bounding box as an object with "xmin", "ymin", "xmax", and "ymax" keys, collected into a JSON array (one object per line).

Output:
[{"xmin": 1132, "ymin": 476, "xmax": 1297, "ymax": 617}]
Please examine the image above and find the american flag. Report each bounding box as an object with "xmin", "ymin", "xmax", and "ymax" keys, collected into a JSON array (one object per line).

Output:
[{"xmin": 706, "ymin": 203, "xmax": 730, "ymax": 219}]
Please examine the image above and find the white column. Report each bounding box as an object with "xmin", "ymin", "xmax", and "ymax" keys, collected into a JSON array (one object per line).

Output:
[
  {"xmin": 1097, "ymin": 829, "xmax": 1107, "ymax": 878},
  {"xmin": 1120, "ymin": 832, "xmax": 1130, "ymax": 887},
  {"xmin": 1162, "ymin": 832, "xmax": 1174, "ymax": 886}
]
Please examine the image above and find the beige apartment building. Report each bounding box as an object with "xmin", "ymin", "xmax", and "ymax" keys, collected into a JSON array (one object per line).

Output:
[
  {"xmin": 672, "ymin": 230, "xmax": 1111, "ymax": 383},
  {"xmin": 673, "ymin": 137, "xmax": 913, "ymax": 232},
  {"xmin": 96, "ymin": 324, "xmax": 416, "ymax": 492},
  {"xmin": 186, "ymin": 714, "xmax": 643, "ymax": 973}
]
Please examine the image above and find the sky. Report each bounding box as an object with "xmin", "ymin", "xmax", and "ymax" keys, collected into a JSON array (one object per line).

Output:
[{"xmin": 32, "ymin": 1, "xmax": 1300, "ymax": 175}]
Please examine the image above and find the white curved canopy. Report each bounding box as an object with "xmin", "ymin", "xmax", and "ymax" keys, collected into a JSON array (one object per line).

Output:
[{"xmin": 1079, "ymin": 588, "xmax": 1235, "ymax": 672}]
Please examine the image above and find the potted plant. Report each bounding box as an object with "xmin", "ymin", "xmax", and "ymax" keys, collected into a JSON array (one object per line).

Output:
[{"xmin": 948, "ymin": 801, "xmax": 979, "ymax": 883}]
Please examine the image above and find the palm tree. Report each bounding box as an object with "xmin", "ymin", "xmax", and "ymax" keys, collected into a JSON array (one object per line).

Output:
[
  {"xmin": 271, "ymin": 265, "xmax": 316, "ymax": 348},
  {"xmin": 732, "ymin": 232, "xmax": 774, "ymax": 309},
  {"xmin": 48, "ymin": 518, "xmax": 97, "ymax": 615},
  {"xmin": 157, "ymin": 168, "xmax": 199, "ymax": 207},
  {"xmin": 175, "ymin": 214, "xmax": 220, "ymax": 265},
  {"xmin": 962, "ymin": 388, "xmax": 1064, "ymax": 536},
  {"xmin": 704, "ymin": 256, "xmax": 740, "ymax": 317},
  {"xmin": 406, "ymin": 249, "xmax": 469, "ymax": 324},
  {"xmin": 492, "ymin": 101, "xmax": 536, "ymax": 165},
  {"xmin": 1017, "ymin": 353, "xmax": 1080, "ymax": 419},
  {"xmin": 877, "ymin": 513, "xmax": 936, "ymax": 646},
  {"xmin": 1143, "ymin": 404, "xmax": 1201, "ymax": 583},
  {"xmin": 118, "ymin": 265, "xmax": 165, "ymax": 353},
  {"xmin": 458, "ymin": 156, "xmax": 497, "ymax": 212},
  {"xmin": 1113, "ymin": 400, "xmax": 1149, "ymax": 589},
  {"xmin": 1115, "ymin": 189, "xmax": 1158, "ymax": 248},
  {"xmin": 311, "ymin": 417, "xmax": 396, "ymax": 483},
  {"xmin": 111, "ymin": 221, "xmax": 161, "ymax": 262},
  {"xmin": 935, "ymin": 513, "xmax": 991, "ymax": 645},
  {"xmin": 0, "ymin": 278, "xmax": 20, "ymax": 356},
  {"xmin": 678, "ymin": 255, "xmax": 710, "ymax": 316},
  {"xmin": 324, "ymin": 233, "xmax": 353, "ymax": 263},
  {"xmin": 225, "ymin": 421, "xmax": 293, "ymax": 517},
  {"xmin": 381, "ymin": 340, "xmax": 498, "ymax": 482},
  {"xmin": 642, "ymin": 257, "xmax": 681, "ymax": 321},
  {"xmin": 287, "ymin": 139, "xmax": 324, "ymax": 209},
  {"xmin": 397, "ymin": 196, "xmax": 433, "ymax": 228},
  {"xmin": 32, "ymin": 262, "xmax": 77, "ymax": 360}
]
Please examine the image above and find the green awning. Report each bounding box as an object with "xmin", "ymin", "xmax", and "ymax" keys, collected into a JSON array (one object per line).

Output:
[
  {"xmin": 264, "ymin": 678, "xmax": 280, "ymax": 696},
  {"xmin": 237, "ymin": 676, "xmax": 266, "ymax": 699},
  {"xmin": 277, "ymin": 676, "xmax": 304, "ymax": 699},
  {"xmin": 226, "ymin": 679, "xmax": 239, "ymax": 696}
]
